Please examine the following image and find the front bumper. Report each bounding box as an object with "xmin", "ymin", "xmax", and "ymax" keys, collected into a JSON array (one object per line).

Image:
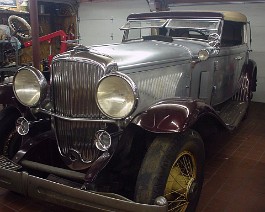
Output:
[{"xmin": 0, "ymin": 156, "xmax": 167, "ymax": 212}]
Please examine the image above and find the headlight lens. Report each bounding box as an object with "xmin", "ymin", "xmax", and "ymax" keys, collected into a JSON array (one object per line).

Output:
[
  {"xmin": 13, "ymin": 66, "xmax": 47, "ymax": 107},
  {"xmin": 96, "ymin": 74, "xmax": 137, "ymax": 119}
]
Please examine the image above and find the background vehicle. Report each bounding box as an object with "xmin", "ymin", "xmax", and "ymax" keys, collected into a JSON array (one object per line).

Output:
[{"xmin": 0, "ymin": 11, "xmax": 257, "ymax": 211}]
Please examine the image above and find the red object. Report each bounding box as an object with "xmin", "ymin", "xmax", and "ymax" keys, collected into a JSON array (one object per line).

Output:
[{"xmin": 23, "ymin": 30, "xmax": 67, "ymax": 64}]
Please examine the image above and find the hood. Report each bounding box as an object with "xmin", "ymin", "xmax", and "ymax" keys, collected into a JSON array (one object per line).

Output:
[
  {"xmin": 91, "ymin": 39, "xmax": 209, "ymax": 70},
  {"xmin": 53, "ymin": 38, "xmax": 210, "ymax": 71}
]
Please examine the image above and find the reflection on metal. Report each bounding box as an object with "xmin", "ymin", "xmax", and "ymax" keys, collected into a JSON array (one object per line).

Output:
[
  {"xmin": 154, "ymin": 196, "xmax": 168, "ymax": 206},
  {"xmin": 94, "ymin": 130, "xmax": 111, "ymax": 152},
  {"xmin": 233, "ymin": 73, "xmax": 250, "ymax": 102},
  {"xmin": 16, "ymin": 117, "xmax": 29, "ymax": 135},
  {"xmin": 51, "ymin": 59, "xmax": 108, "ymax": 168}
]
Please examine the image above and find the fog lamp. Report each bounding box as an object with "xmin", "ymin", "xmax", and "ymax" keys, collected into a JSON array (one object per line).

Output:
[
  {"xmin": 16, "ymin": 117, "xmax": 30, "ymax": 135},
  {"xmin": 94, "ymin": 130, "xmax": 111, "ymax": 151}
]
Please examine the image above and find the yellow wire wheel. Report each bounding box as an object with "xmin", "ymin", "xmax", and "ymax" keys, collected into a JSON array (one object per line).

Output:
[
  {"xmin": 135, "ymin": 130, "xmax": 205, "ymax": 212},
  {"xmin": 165, "ymin": 151, "xmax": 197, "ymax": 211}
]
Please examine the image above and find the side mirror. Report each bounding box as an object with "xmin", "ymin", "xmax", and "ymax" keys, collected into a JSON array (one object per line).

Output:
[{"xmin": 208, "ymin": 33, "xmax": 221, "ymax": 48}]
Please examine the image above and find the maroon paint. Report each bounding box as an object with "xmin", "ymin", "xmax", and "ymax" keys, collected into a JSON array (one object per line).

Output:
[{"xmin": 132, "ymin": 99, "xmax": 224, "ymax": 133}]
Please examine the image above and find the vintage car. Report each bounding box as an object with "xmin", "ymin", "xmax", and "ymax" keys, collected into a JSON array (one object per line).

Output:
[{"xmin": 0, "ymin": 11, "xmax": 257, "ymax": 211}]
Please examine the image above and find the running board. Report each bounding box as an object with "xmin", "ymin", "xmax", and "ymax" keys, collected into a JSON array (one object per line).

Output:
[{"xmin": 219, "ymin": 101, "xmax": 248, "ymax": 130}]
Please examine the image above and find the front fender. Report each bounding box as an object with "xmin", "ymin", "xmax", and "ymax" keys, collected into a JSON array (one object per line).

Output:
[
  {"xmin": 132, "ymin": 99, "xmax": 224, "ymax": 133},
  {"xmin": 0, "ymin": 83, "xmax": 26, "ymax": 111}
]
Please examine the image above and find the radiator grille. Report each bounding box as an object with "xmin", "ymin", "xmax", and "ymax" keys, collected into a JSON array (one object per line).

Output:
[{"xmin": 51, "ymin": 59, "xmax": 106, "ymax": 164}]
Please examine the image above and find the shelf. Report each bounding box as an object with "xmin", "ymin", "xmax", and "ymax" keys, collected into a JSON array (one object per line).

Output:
[
  {"xmin": 0, "ymin": 66, "xmax": 17, "ymax": 73},
  {"xmin": 39, "ymin": 13, "xmax": 50, "ymax": 16},
  {"xmin": 0, "ymin": 8, "xmax": 29, "ymax": 15}
]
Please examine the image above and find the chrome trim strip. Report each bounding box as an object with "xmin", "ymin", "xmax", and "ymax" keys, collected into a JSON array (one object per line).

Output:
[{"xmin": 38, "ymin": 108, "xmax": 116, "ymax": 123}]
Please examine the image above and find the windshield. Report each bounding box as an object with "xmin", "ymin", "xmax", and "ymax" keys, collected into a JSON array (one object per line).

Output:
[{"xmin": 121, "ymin": 18, "xmax": 221, "ymax": 41}]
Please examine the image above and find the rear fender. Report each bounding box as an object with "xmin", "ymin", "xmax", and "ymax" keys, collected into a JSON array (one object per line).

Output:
[{"xmin": 132, "ymin": 99, "xmax": 225, "ymax": 133}]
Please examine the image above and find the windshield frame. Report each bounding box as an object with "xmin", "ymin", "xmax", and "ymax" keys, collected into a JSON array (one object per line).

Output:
[{"xmin": 121, "ymin": 18, "xmax": 222, "ymax": 42}]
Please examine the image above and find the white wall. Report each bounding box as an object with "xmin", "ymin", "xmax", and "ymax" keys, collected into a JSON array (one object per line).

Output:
[{"xmin": 78, "ymin": 0, "xmax": 150, "ymax": 46}]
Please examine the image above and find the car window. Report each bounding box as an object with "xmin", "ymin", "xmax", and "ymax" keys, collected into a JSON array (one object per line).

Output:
[{"xmin": 221, "ymin": 21, "xmax": 245, "ymax": 46}]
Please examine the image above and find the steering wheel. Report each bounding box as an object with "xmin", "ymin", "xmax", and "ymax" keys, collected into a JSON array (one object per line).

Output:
[
  {"xmin": 8, "ymin": 15, "xmax": 32, "ymax": 39},
  {"xmin": 180, "ymin": 29, "xmax": 208, "ymax": 40}
]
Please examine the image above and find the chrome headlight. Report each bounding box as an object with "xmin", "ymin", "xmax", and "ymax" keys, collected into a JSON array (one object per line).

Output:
[
  {"xmin": 13, "ymin": 66, "xmax": 47, "ymax": 107},
  {"xmin": 96, "ymin": 73, "xmax": 138, "ymax": 119}
]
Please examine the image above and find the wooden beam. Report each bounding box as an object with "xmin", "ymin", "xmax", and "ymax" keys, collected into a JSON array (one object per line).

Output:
[{"xmin": 29, "ymin": 0, "xmax": 40, "ymax": 69}]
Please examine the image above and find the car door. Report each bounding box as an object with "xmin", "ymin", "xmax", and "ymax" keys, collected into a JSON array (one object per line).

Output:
[{"xmin": 211, "ymin": 20, "xmax": 246, "ymax": 106}]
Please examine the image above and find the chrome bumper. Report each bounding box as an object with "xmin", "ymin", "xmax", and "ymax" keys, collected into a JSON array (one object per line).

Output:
[{"xmin": 0, "ymin": 160, "xmax": 167, "ymax": 212}]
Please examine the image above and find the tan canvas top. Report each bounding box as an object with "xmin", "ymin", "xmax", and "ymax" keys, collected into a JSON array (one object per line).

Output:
[
  {"xmin": 127, "ymin": 11, "xmax": 248, "ymax": 23},
  {"xmin": 221, "ymin": 11, "xmax": 247, "ymax": 22}
]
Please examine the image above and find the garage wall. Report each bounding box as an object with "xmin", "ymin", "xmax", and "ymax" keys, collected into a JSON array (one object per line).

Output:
[
  {"xmin": 169, "ymin": 2, "xmax": 265, "ymax": 102},
  {"xmin": 78, "ymin": 0, "xmax": 150, "ymax": 45}
]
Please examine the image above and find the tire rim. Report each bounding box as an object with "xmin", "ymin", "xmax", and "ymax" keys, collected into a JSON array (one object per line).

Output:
[{"xmin": 164, "ymin": 151, "xmax": 197, "ymax": 211}]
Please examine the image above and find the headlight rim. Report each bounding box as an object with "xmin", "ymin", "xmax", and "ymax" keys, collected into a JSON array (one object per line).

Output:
[
  {"xmin": 96, "ymin": 72, "xmax": 138, "ymax": 119},
  {"xmin": 13, "ymin": 66, "xmax": 48, "ymax": 107}
]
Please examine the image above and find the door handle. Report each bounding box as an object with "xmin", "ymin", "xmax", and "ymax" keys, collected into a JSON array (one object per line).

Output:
[{"xmin": 235, "ymin": 56, "xmax": 242, "ymax": 60}]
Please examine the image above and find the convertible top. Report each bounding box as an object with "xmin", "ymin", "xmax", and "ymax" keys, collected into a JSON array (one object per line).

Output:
[{"xmin": 127, "ymin": 11, "xmax": 247, "ymax": 23}]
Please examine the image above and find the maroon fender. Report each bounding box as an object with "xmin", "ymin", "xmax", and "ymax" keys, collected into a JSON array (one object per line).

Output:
[
  {"xmin": 0, "ymin": 83, "xmax": 25, "ymax": 111},
  {"xmin": 132, "ymin": 99, "xmax": 225, "ymax": 133}
]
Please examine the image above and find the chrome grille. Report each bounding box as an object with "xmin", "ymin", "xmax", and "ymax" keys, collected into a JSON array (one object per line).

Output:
[
  {"xmin": 52, "ymin": 59, "xmax": 105, "ymax": 117},
  {"xmin": 51, "ymin": 59, "xmax": 106, "ymax": 164}
]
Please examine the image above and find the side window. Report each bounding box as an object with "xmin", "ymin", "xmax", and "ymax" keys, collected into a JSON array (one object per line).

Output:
[{"xmin": 221, "ymin": 21, "xmax": 245, "ymax": 46}]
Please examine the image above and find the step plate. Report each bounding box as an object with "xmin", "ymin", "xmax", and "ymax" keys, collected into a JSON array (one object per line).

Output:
[
  {"xmin": 0, "ymin": 155, "xmax": 21, "ymax": 171},
  {"xmin": 219, "ymin": 101, "xmax": 248, "ymax": 129}
]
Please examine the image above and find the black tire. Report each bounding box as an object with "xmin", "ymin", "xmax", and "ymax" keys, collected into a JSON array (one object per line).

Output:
[
  {"xmin": 0, "ymin": 107, "xmax": 22, "ymax": 159},
  {"xmin": 135, "ymin": 130, "xmax": 205, "ymax": 212}
]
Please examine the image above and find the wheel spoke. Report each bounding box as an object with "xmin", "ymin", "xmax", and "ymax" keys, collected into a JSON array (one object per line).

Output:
[
  {"xmin": 168, "ymin": 202, "xmax": 189, "ymax": 212},
  {"xmin": 177, "ymin": 155, "xmax": 194, "ymax": 178},
  {"xmin": 182, "ymin": 156, "xmax": 190, "ymax": 177},
  {"xmin": 168, "ymin": 168, "xmax": 186, "ymax": 189},
  {"xmin": 177, "ymin": 158, "xmax": 190, "ymax": 178},
  {"xmin": 165, "ymin": 188, "xmax": 186, "ymax": 197},
  {"xmin": 168, "ymin": 199, "xmax": 187, "ymax": 208},
  {"xmin": 183, "ymin": 155, "xmax": 193, "ymax": 177}
]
